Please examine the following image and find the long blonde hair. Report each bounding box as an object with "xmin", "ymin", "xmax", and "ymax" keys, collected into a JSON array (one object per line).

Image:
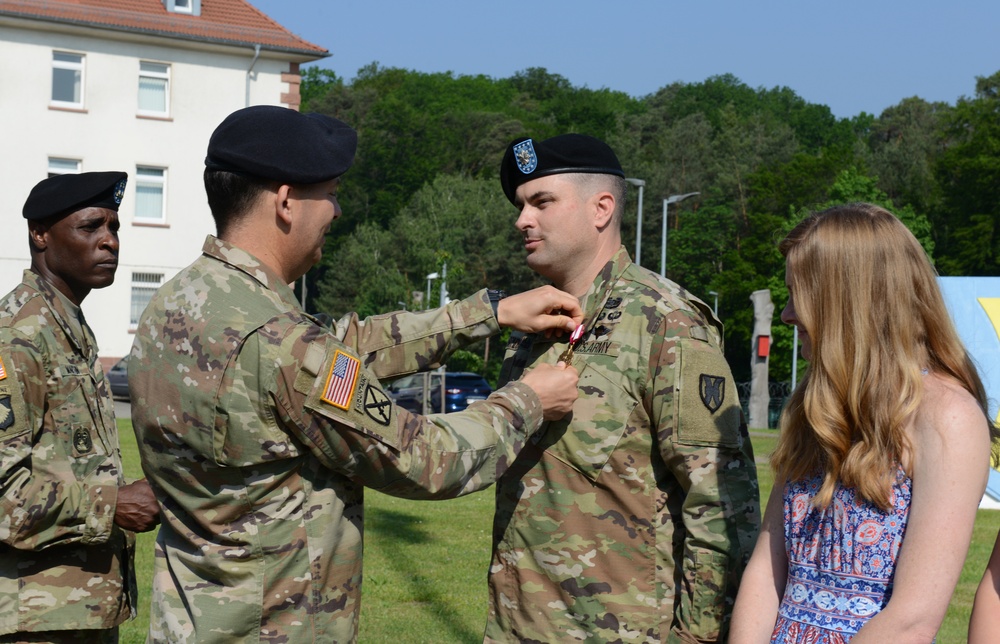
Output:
[{"xmin": 771, "ymin": 203, "xmax": 993, "ymax": 509}]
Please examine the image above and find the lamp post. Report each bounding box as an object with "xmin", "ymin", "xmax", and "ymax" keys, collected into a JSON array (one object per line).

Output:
[
  {"xmin": 708, "ymin": 290, "xmax": 719, "ymax": 316},
  {"xmin": 625, "ymin": 177, "xmax": 645, "ymax": 266},
  {"xmin": 425, "ymin": 272, "xmax": 439, "ymax": 311},
  {"xmin": 660, "ymin": 192, "xmax": 700, "ymax": 277}
]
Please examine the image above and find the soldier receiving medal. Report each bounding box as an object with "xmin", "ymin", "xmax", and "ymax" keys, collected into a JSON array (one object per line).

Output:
[{"xmin": 486, "ymin": 134, "xmax": 761, "ymax": 643}]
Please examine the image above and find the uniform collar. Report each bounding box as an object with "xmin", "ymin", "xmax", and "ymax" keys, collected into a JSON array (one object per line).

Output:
[
  {"xmin": 576, "ymin": 246, "xmax": 632, "ymax": 330},
  {"xmin": 200, "ymin": 235, "xmax": 301, "ymax": 310},
  {"xmin": 22, "ymin": 269, "xmax": 93, "ymax": 357}
]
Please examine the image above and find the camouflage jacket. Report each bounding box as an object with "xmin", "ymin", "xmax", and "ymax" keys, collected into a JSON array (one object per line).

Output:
[
  {"xmin": 486, "ymin": 247, "xmax": 760, "ymax": 643},
  {"xmin": 129, "ymin": 236, "xmax": 545, "ymax": 643},
  {"xmin": 0, "ymin": 270, "xmax": 135, "ymax": 635}
]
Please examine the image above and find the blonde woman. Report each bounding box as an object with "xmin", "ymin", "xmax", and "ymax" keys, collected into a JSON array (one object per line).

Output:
[{"xmin": 731, "ymin": 203, "xmax": 995, "ymax": 643}]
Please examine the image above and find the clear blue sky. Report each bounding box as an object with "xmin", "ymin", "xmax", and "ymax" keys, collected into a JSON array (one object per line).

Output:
[{"xmin": 249, "ymin": 0, "xmax": 999, "ymax": 120}]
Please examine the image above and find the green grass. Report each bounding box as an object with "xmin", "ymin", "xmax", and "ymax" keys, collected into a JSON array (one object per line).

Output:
[{"xmin": 116, "ymin": 423, "xmax": 998, "ymax": 643}]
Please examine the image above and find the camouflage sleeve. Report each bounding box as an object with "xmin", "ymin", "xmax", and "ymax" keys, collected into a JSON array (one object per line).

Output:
[
  {"xmin": 268, "ymin": 321, "xmax": 544, "ymax": 498},
  {"xmin": 648, "ymin": 316, "xmax": 761, "ymax": 643},
  {"xmin": 0, "ymin": 333, "xmax": 118, "ymax": 550},
  {"xmin": 332, "ymin": 289, "xmax": 498, "ymax": 379}
]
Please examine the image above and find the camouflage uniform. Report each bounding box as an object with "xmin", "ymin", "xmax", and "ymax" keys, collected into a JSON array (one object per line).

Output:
[
  {"xmin": 0, "ymin": 270, "xmax": 135, "ymax": 636},
  {"xmin": 486, "ymin": 247, "xmax": 760, "ymax": 643},
  {"xmin": 129, "ymin": 236, "xmax": 546, "ymax": 643}
]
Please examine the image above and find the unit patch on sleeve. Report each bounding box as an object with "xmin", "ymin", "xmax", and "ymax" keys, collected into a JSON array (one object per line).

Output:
[
  {"xmin": 321, "ymin": 350, "xmax": 361, "ymax": 410},
  {"xmin": 699, "ymin": 374, "xmax": 725, "ymax": 413},
  {"xmin": 364, "ymin": 384, "xmax": 392, "ymax": 426},
  {"xmin": 0, "ymin": 395, "xmax": 13, "ymax": 430}
]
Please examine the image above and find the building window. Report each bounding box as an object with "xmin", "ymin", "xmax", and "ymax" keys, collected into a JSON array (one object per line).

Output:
[
  {"xmin": 163, "ymin": 0, "xmax": 200, "ymax": 15},
  {"xmin": 48, "ymin": 157, "xmax": 81, "ymax": 177},
  {"xmin": 131, "ymin": 272, "xmax": 163, "ymax": 328},
  {"xmin": 138, "ymin": 62, "xmax": 170, "ymax": 117},
  {"xmin": 135, "ymin": 167, "xmax": 166, "ymax": 223},
  {"xmin": 51, "ymin": 51, "xmax": 84, "ymax": 108}
]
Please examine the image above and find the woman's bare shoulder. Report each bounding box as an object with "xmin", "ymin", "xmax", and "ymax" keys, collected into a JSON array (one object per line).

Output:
[{"xmin": 913, "ymin": 372, "xmax": 990, "ymax": 458}]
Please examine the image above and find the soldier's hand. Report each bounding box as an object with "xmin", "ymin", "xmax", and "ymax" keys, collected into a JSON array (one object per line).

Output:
[
  {"xmin": 114, "ymin": 479, "xmax": 161, "ymax": 533},
  {"xmin": 496, "ymin": 286, "xmax": 583, "ymax": 337},
  {"xmin": 521, "ymin": 362, "xmax": 579, "ymax": 421}
]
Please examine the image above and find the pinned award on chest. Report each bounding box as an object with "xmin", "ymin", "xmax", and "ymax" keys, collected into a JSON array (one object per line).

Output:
[{"xmin": 557, "ymin": 324, "xmax": 586, "ymax": 365}]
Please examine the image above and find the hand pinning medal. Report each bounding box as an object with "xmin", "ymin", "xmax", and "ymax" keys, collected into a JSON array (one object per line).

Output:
[{"xmin": 558, "ymin": 324, "xmax": 586, "ymax": 365}]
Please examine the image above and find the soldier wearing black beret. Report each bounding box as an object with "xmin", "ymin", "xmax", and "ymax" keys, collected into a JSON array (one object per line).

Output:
[
  {"xmin": 0, "ymin": 172, "xmax": 160, "ymax": 641},
  {"xmin": 129, "ymin": 106, "xmax": 584, "ymax": 641},
  {"xmin": 487, "ymin": 133, "xmax": 761, "ymax": 642}
]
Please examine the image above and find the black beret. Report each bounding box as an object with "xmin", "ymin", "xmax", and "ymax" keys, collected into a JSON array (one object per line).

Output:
[
  {"xmin": 22, "ymin": 171, "xmax": 127, "ymax": 221},
  {"xmin": 500, "ymin": 134, "xmax": 624, "ymax": 204},
  {"xmin": 205, "ymin": 105, "xmax": 357, "ymax": 184}
]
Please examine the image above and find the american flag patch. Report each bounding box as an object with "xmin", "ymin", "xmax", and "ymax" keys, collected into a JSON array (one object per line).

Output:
[
  {"xmin": 0, "ymin": 356, "xmax": 6, "ymax": 380},
  {"xmin": 321, "ymin": 350, "xmax": 360, "ymax": 410}
]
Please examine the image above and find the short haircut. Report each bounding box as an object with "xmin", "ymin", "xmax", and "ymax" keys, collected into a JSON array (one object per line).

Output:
[
  {"xmin": 203, "ymin": 170, "xmax": 277, "ymax": 236},
  {"xmin": 568, "ymin": 173, "xmax": 628, "ymax": 227}
]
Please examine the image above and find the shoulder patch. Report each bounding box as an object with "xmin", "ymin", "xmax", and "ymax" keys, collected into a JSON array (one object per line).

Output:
[
  {"xmin": 363, "ymin": 384, "xmax": 392, "ymax": 426},
  {"xmin": 320, "ymin": 350, "xmax": 361, "ymax": 410},
  {"xmin": 699, "ymin": 374, "xmax": 725, "ymax": 413},
  {"xmin": 0, "ymin": 395, "xmax": 13, "ymax": 430}
]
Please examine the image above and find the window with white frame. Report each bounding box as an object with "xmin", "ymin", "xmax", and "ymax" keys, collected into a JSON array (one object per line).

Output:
[
  {"xmin": 163, "ymin": 0, "xmax": 200, "ymax": 15},
  {"xmin": 51, "ymin": 51, "xmax": 84, "ymax": 108},
  {"xmin": 130, "ymin": 272, "xmax": 163, "ymax": 328},
  {"xmin": 138, "ymin": 62, "xmax": 170, "ymax": 117},
  {"xmin": 48, "ymin": 157, "xmax": 81, "ymax": 178},
  {"xmin": 134, "ymin": 166, "xmax": 166, "ymax": 223}
]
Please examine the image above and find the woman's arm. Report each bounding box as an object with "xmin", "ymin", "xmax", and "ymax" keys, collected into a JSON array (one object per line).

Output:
[
  {"xmin": 970, "ymin": 528, "xmax": 1000, "ymax": 643},
  {"xmin": 853, "ymin": 377, "xmax": 990, "ymax": 643},
  {"xmin": 730, "ymin": 485, "xmax": 788, "ymax": 643}
]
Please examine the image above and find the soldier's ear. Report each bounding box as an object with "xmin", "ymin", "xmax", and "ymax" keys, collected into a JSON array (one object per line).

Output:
[
  {"xmin": 27, "ymin": 221, "xmax": 50, "ymax": 252},
  {"xmin": 274, "ymin": 184, "xmax": 294, "ymax": 228},
  {"xmin": 592, "ymin": 191, "xmax": 615, "ymax": 230}
]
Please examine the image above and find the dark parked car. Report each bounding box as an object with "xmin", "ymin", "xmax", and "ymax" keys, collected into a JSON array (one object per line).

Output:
[
  {"xmin": 386, "ymin": 371, "xmax": 492, "ymax": 414},
  {"xmin": 107, "ymin": 356, "xmax": 129, "ymax": 400}
]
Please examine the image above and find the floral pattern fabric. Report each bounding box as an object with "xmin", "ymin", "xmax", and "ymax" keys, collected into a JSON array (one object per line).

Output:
[{"xmin": 770, "ymin": 470, "xmax": 911, "ymax": 642}]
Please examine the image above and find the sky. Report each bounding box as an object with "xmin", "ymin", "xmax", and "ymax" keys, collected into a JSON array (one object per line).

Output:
[{"xmin": 248, "ymin": 0, "xmax": 1000, "ymax": 120}]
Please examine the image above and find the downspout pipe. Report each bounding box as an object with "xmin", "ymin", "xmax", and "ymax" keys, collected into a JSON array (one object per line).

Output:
[{"xmin": 245, "ymin": 43, "xmax": 261, "ymax": 106}]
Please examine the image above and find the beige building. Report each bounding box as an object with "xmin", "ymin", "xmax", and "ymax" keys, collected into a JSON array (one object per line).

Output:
[{"xmin": 0, "ymin": 0, "xmax": 327, "ymax": 359}]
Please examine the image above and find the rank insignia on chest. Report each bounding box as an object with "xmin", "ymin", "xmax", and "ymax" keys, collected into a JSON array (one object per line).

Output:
[
  {"xmin": 73, "ymin": 427, "xmax": 93, "ymax": 453},
  {"xmin": 699, "ymin": 374, "xmax": 725, "ymax": 413},
  {"xmin": 321, "ymin": 350, "xmax": 361, "ymax": 410},
  {"xmin": 0, "ymin": 356, "xmax": 6, "ymax": 380}
]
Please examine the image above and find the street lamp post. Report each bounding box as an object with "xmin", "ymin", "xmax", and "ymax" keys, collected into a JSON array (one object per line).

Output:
[
  {"xmin": 660, "ymin": 192, "xmax": 701, "ymax": 277},
  {"xmin": 425, "ymin": 272, "xmax": 439, "ymax": 311},
  {"xmin": 625, "ymin": 177, "xmax": 645, "ymax": 266},
  {"xmin": 708, "ymin": 290, "xmax": 719, "ymax": 316}
]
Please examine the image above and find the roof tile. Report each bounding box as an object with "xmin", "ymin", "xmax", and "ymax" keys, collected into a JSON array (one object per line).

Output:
[{"xmin": 0, "ymin": 0, "xmax": 327, "ymax": 56}]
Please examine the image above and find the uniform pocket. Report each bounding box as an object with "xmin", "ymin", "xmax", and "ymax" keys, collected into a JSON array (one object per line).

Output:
[{"xmin": 542, "ymin": 364, "xmax": 637, "ymax": 483}]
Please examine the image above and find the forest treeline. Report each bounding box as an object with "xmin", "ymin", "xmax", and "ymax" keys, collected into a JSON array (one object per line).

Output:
[{"xmin": 300, "ymin": 64, "xmax": 1000, "ymax": 383}]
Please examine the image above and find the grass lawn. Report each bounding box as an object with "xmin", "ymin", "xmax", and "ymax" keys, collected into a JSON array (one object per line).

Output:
[{"xmin": 116, "ymin": 423, "xmax": 998, "ymax": 643}]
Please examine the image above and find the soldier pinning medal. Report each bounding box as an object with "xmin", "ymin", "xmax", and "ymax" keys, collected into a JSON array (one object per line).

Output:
[{"xmin": 128, "ymin": 105, "xmax": 583, "ymax": 642}]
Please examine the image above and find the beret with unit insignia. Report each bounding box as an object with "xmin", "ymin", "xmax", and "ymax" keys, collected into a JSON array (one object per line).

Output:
[
  {"xmin": 205, "ymin": 105, "xmax": 357, "ymax": 185},
  {"xmin": 22, "ymin": 171, "xmax": 127, "ymax": 221},
  {"xmin": 500, "ymin": 133, "xmax": 625, "ymax": 204}
]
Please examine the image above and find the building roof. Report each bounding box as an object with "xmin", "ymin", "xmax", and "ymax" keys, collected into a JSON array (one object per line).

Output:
[{"xmin": 0, "ymin": 0, "xmax": 328, "ymax": 58}]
